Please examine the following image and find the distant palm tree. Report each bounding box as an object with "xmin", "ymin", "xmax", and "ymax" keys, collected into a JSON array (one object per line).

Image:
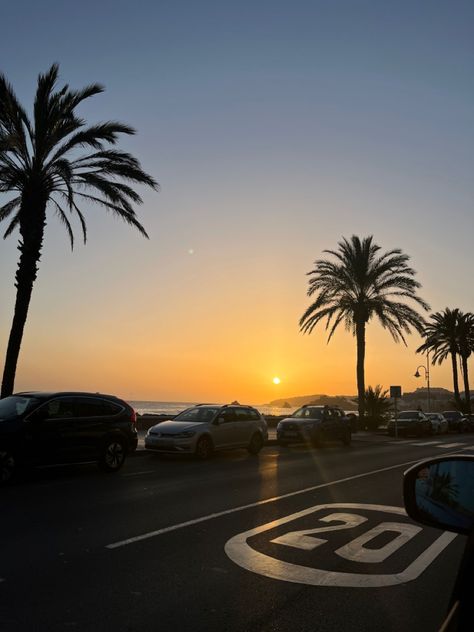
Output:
[
  {"xmin": 300, "ymin": 235, "xmax": 429, "ymax": 418},
  {"xmin": 0, "ymin": 65, "xmax": 158, "ymax": 397},
  {"xmin": 417, "ymin": 309, "xmax": 462, "ymax": 410},
  {"xmin": 456, "ymin": 312, "xmax": 474, "ymax": 414}
]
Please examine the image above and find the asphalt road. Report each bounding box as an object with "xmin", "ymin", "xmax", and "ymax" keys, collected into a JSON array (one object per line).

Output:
[{"xmin": 1, "ymin": 434, "xmax": 474, "ymax": 631}]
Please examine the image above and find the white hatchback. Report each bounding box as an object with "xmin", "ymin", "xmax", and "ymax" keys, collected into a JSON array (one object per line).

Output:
[{"xmin": 144, "ymin": 404, "xmax": 268, "ymax": 459}]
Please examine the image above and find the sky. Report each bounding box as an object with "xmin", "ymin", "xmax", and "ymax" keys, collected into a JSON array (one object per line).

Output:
[{"xmin": 0, "ymin": 0, "xmax": 473, "ymax": 404}]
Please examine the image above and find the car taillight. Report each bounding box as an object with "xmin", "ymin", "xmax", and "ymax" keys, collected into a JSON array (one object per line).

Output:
[{"xmin": 130, "ymin": 409, "xmax": 137, "ymax": 424}]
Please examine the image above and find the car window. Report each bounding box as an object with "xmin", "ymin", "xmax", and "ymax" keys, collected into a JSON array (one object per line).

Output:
[
  {"xmin": 246, "ymin": 408, "xmax": 260, "ymax": 421},
  {"xmin": 220, "ymin": 409, "xmax": 237, "ymax": 423},
  {"xmin": 0, "ymin": 395, "xmax": 41, "ymax": 420}
]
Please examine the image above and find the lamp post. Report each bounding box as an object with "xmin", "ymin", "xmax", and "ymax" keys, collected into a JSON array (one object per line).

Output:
[{"xmin": 415, "ymin": 352, "xmax": 431, "ymax": 413}]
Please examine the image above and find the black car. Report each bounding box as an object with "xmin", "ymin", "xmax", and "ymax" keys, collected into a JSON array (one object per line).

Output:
[
  {"xmin": 276, "ymin": 405, "xmax": 351, "ymax": 447},
  {"xmin": 442, "ymin": 410, "xmax": 469, "ymax": 432},
  {"xmin": 0, "ymin": 391, "xmax": 138, "ymax": 482}
]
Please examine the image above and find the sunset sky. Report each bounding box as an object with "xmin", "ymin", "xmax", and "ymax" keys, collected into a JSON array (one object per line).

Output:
[{"xmin": 1, "ymin": 1, "xmax": 473, "ymax": 404}]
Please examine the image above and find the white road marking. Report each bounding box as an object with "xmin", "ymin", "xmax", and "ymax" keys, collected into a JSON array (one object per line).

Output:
[
  {"xmin": 437, "ymin": 443, "xmax": 465, "ymax": 449},
  {"xmin": 461, "ymin": 445, "xmax": 474, "ymax": 451},
  {"xmin": 225, "ymin": 503, "xmax": 456, "ymax": 587},
  {"xmin": 106, "ymin": 454, "xmax": 454, "ymax": 550},
  {"xmin": 411, "ymin": 441, "xmax": 443, "ymax": 446}
]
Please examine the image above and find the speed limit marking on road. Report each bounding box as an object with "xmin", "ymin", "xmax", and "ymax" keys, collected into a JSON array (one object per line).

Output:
[{"xmin": 225, "ymin": 503, "xmax": 456, "ymax": 588}]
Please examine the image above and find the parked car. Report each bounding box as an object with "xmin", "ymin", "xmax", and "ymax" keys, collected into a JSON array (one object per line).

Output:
[
  {"xmin": 442, "ymin": 410, "xmax": 468, "ymax": 432},
  {"xmin": 387, "ymin": 410, "xmax": 432, "ymax": 437},
  {"xmin": 404, "ymin": 455, "xmax": 474, "ymax": 630},
  {"xmin": 276, "ymin": 405, "xmax": 351, "ymax": 446},
  {"xmin": 426, "ymin": 412, "xmax": 449, "ymax": 434},
  {"xmin": 0, "ymin": 391, "xmax": 138, "ymax": 483},
  {"xmin": 145, "ymin": 404, "xmax": 268, "ymax": 459}
]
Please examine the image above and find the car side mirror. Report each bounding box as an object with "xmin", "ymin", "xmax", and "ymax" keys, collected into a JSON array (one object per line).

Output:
[
  {"xmin": 404, "ymin": 456, "xmax": 474, "ymax": 535},
  {"xmin": 214, "ymin": 416, "xmax": 224, "ymax": 425}
]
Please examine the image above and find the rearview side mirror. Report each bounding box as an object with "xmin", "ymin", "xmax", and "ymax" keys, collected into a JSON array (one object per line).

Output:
[{"xmin": 404, "ymin": 456, "xmax": 474, "ymax": 535}]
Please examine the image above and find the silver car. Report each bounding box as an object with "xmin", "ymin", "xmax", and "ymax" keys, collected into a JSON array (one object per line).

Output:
[
  {"xmin": 426, "ymin": 413, "xmax": 449, "ymax": 434},
  {"xmin": 144, "ymin": 404, "xmax": 268, "ymax": 459}
]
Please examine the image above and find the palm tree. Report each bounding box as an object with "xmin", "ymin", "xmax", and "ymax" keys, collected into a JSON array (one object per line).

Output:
[
  {"xmin": 0, "ymin": 65, "xmax": 158, "ymax": 397},
  {"xmin": 456, "ymin": 312, "xmax": 474, "ymax": 414},
  {"xmin": 363, "ymin": 385, "xmax": 392, "ymax": 429},
  {"xmin": 299, "ymin": 235, "xmax": 429, "ymax": 418},
  {"xmin": 417, "ymin": 309, "xmax": 462, "ymax": 410}
]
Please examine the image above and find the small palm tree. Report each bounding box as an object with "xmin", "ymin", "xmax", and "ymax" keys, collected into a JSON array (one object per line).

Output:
[
  {"xmin": 0, "ymin": 65, "xmax": 158, "ymax": 396},
  {"xmin": 363, "ymin": 385, "xmax": 392, "ymax": 429},
  {"xmin": 417, "ymin": 309, "xmax": 462, "ymax": 410},
  {"xmin": 300, "ymin": 235, "xmax": 429, "ymax": 418}
]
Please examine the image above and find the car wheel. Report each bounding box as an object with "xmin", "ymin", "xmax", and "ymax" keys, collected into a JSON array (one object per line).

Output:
[
  {"xmin": 342, "ymin": 431, "xmax": 352, "ymax": 446},
  {"xmin": 0, "ymin": 450, "xmax": 16, "ymax": 484},
  {"xmin": 98, "ymin": 437, "xmax": 126, "ymax": 472},
  {"xmin": 248, "ymin": 433, "xmax": 263, "ymax": 455},
  {"xmin": 195, "ymin": 436, "xmax": 213, "ymax": 460}
]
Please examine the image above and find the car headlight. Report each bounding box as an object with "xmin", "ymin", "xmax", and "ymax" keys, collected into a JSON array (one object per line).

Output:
[{"xmin": 174, "ymin": 431, "xmax": 196, "ymax": 439}]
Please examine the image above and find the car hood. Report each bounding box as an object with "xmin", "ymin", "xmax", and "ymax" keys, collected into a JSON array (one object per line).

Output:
[{"xmin": 148, "ymin": 420, "xmax": 205, "ymax": 434}]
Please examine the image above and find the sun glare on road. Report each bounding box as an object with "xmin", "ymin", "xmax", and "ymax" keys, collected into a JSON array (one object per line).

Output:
[{"xmin": 272, "ymin": 377, "xmax": 281, "ymax": 385}]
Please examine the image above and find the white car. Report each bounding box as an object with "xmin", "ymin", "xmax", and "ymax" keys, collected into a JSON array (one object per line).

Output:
[
  {"xmin": 145, "ymin": 404, "xmax": 268, "ymax": 459},
  {"xmin": 426, "ymin": 413, "xmax": 449, "ymax": 434}
]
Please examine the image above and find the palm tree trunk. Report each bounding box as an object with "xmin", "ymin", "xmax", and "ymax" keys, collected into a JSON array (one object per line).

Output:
[
  {"xmin": 356, "ymin": 319, "xmax": 366, "ymax": 419},
  {"xmin": 450, "ymin": 350, "xmax": 461, "ymax": 409},
  {"xmin": 461, "ymin": 355, "xmax": 471, "ymax": 414},
  {"xmin": 1, "ymin": 201, "xmax": 46, "ymax": 398}
]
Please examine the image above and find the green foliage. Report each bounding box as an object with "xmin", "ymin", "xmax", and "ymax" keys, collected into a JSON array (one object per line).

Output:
[{"xmin": 360, "ymin": 385, "xmax": 392, "ymax": 430}]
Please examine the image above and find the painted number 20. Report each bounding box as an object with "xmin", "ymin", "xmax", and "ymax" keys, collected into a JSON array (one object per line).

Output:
[{"xmin": 271, "ymin": 512, "xmax": 422, "ymax": 563}]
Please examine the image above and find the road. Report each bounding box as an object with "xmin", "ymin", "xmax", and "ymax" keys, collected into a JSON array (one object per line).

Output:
[{"xmin": 1, "ymin": 434, "xmax": 473, "ymax": 631}]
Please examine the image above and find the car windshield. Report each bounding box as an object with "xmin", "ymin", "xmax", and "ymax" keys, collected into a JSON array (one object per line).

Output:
[
  {"xmin": 398, "ymin": 411, "xmax": 419, "ymax": 420},
  {"xmin": 0, "ymin": 395, "xmax": 41, "ymax": 421},
  {"xmin": 292, "ymin": 407, "xmax": 323, "ymax": 419},
  {"xmin": 173, "ymin": 407, "xmax": 220, "ymax": 422}
]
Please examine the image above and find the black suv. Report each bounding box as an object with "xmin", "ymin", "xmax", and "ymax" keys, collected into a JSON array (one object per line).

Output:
[
  {"xmin": 276, "ymin": 405, "xmax": 351, "ymax": 446},
  {"xmin": 0, "ymin": 391, "xmax": 138, "ymax": 482}
]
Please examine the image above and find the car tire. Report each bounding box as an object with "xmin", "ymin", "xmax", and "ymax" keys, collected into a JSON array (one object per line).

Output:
[
  {"xmin": 195, "ymin": 436, "xmax": 213, "ymax": 460},
  {"xmin": 248, "ymin": 433, "xmax": 263, "ymax": 455},
  {"xmin": 342, "ymin": 431, "xmax": 351, "ymax": 446},
  {"xmin": 98, "ymin": 437, "xmax": 126, "ymax": 472},
  {"xmin": 0, "ymin": 450, "xmax": 16, "ymax": 484}
]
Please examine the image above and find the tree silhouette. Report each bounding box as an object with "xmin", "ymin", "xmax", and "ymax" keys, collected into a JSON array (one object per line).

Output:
[
  {"xmin": 300, "ymin": 235, "xmax": 429, "ymax": 418},
  {"xmin": 0, "ymin": 65, "xmax": 158, "ymax": 396}
]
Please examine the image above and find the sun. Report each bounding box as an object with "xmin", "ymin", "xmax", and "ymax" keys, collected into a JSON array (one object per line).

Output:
[{"xmin": 272, "ymin": 376, "xmax": 281, "ymax": 385}]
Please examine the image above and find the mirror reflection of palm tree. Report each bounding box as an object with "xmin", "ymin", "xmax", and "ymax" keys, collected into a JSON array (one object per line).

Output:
[
  {"xmin": 431, "ymin": 464, "xmax": 459, "ymax": 506},
  {"xmin": 299, "ymin": 235, "xmax": 429, "ymax": 418},
  {"xmin": 0, "ymin": 65, "xmax": 158, "ymax": 397}
]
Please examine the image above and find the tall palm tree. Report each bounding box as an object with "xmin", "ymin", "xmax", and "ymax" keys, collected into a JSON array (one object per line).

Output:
[
  {"xmin": 299, "ymin": 235, "xmax": 429, "ymax": 418},
  {"xmin": 0, "ymin": 65, "xmax": 158, "ymax": 397},
  {"xmin": 417, "ymin": 309, "xmax": 462, "ymax": 410},
  {"xmin": 456, "ymin": 311, "xmax": 474, "ymax": 414}
]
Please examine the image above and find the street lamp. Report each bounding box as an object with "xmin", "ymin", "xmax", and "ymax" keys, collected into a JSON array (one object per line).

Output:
[{"xmin": 414, "ymin": 352, "xmax": 431, "ymax": 412}]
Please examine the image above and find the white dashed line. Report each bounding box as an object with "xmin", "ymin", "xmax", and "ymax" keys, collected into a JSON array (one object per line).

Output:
[
  {"xmin": 437, "ymin": 443, "xmax": 466, "ymax": 449},
  {"xmin": 105, "ymin": 453, "xmax": 460, "ymax": 550}
]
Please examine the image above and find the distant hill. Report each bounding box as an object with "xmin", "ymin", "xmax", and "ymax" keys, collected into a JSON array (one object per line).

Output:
[
  {"xmin": 267, "ymin": 394, "xmax": 357, "ymax": 410},
  {"xmin": 267, "ymin": 387, "xmax": 462, "ymax": 413}
]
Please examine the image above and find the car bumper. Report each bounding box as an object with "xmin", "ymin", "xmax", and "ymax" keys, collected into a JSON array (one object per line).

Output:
[{"xmin": 144, "ymin": 435, "xmax": 196, "ymax": 453}]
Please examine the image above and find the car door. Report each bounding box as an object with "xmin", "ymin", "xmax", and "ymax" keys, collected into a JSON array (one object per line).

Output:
[
  {"xmin": 211, "ymin": 408, "xmax": 238, "ymax": 448},
  {"xmin": 25, "ymin": 397, "xmax": 81, "ymax": 464},
  {"xmin": 232, "ymin": 408, "xmax": 255, "ymax": 446},
  {"xmin": 320, "ymin": 407, "xmax": 335, "ymax": 439}
]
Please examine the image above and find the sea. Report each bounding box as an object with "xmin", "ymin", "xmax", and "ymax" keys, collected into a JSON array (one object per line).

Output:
[{"xmin": 128, "ymin": 400, "xmax": 297, "ymax": 417}]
